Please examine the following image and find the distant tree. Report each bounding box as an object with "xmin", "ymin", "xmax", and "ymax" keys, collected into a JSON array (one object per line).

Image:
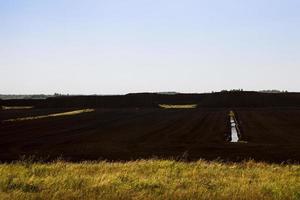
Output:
[{"xmin": 54, "ymin": 93, "xmax": 62, "ymax": 96}]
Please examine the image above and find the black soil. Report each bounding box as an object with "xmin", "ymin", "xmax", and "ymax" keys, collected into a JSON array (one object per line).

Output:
[{"xmin": 1, "ymin": 92, "xmax": 300, "ymax": 163}]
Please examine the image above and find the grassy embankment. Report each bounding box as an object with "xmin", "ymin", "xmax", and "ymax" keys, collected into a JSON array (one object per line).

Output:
[
  {"xmin": 1, "ymin": 106, "xmax": 33, "ymax": 110},
  {"xmin": 0, "ymin": 160, "xmax": 299, "ymax": 200},
  {"xmin": 159, "ymin": 104, "xmax": 197, "ymax": 109},
  {"xmin": 2, "ymin": 109, "xmax": 94, "ymax": 122}
]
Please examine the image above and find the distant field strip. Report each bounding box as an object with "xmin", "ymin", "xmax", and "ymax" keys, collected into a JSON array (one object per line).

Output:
[
  {"xmin": 2, "ymin": 109, "xmax": 95, "ymax": 122},
  {"xmin": 159, "ymin": 104, "xmax": 197, "ymax": 109},
  {"xmin": 1, "ymin": 106, "xmax": 33, "ymax": 110}
]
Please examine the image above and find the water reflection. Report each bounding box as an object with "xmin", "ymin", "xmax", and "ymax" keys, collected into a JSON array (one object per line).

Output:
[{"xmin": 230, "ymin": 116, "xmax": 239, "ymax": 142}]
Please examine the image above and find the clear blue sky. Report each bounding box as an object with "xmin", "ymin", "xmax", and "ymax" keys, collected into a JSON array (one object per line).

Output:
[{"xmin": 1, "ymin": 0, "xmax": 300, "ymax": 94}]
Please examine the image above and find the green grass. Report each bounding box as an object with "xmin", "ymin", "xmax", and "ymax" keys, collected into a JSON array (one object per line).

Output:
[
  {"xmin": 0, "ymin": 160, "xmax": 299, "ymax": 200},
  {"xmin": 159, "ymin": 104, "xmax": 197, "ymax": 109},
  {"xmin": 3, "ymin": 109, "xmax": 95, "ymax": 122}
]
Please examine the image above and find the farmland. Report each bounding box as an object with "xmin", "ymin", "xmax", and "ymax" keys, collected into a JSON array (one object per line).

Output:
[
  {"xmin": 1, "ymin": 92, "xmax": 300, "ymax": 163},
  {"xmin": 0, "ymin": 107, "xmax": 229, "ymax": 161},
  {"xmin": 1, "ymin": 92, "xmax": 300, "ymax": 199}
]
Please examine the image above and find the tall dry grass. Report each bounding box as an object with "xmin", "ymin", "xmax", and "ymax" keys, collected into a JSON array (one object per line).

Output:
[{"xmin": 0, "ymin": 160, "xmax": 299, "ymax": 200}]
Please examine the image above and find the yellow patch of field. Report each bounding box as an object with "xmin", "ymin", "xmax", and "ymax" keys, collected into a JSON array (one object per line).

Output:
[
  {"xmin": 159, "ymin": 104, "xmax": 197, "ymax": 109},
  {"xmin": 3, "ymin": 109, "xmax": 95, "ymax": 122},
  {"xmin": 1, "ymin": 106, "xmax": 33, "ymax": 110},
  {"xmin": 229, "ymin": 110, "xmax": 235, "ymax": 117}
]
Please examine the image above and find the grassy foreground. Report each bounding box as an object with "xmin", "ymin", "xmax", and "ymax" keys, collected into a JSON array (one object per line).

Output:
[{"xmin": 0, "ymin": 160, "xmax": 299, "ymax": 200}]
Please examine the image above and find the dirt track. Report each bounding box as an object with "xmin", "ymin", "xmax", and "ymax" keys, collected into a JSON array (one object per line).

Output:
[{"xmin": 1, "ymin": 92, "xmax": 300, "ymax": 163}]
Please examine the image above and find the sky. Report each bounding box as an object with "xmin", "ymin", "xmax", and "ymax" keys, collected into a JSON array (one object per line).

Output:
[{"xmin": 1, "ymin": 0, "xmax": 300, "ymax": 94}]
